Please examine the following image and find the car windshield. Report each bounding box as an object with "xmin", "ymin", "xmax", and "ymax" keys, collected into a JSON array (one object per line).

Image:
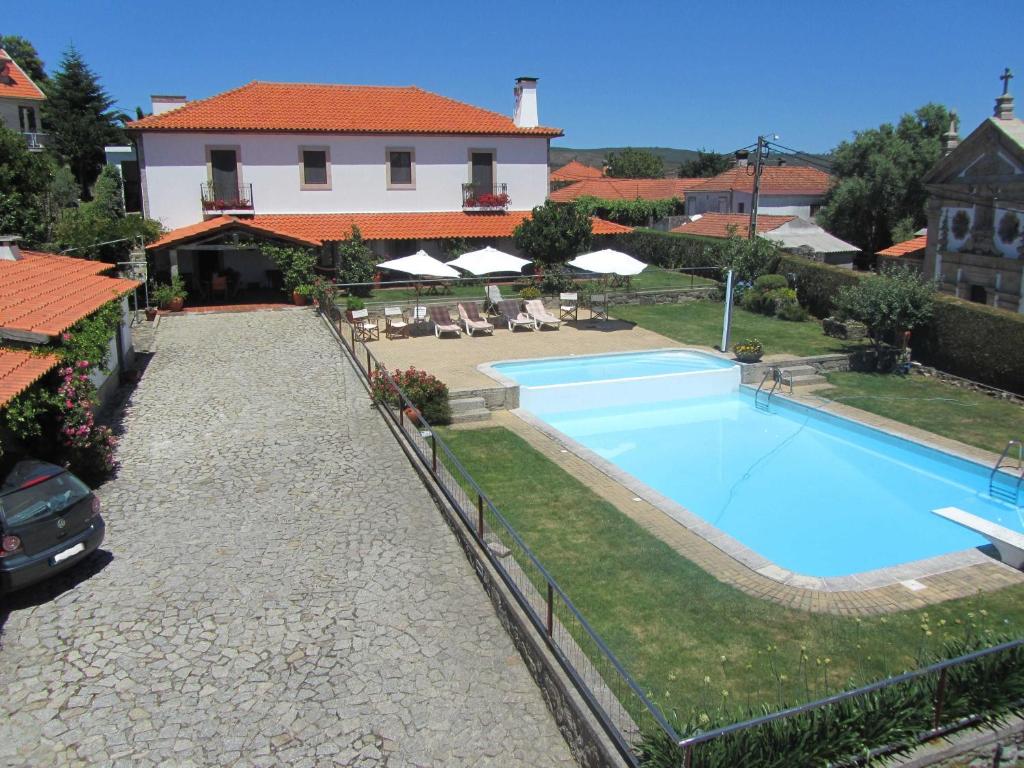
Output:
[{"xmin": 0, "ymin": 470, "xmax": 91, "ymax": 527}]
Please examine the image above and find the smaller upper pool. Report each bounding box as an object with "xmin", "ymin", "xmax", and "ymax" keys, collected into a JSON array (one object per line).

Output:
[{"xmin": 492, "ymin": 350, "xmax": 735, "ymax": 388}]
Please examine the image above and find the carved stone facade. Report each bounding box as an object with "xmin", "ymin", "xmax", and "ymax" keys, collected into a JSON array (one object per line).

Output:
[{"xmin": 922, "ymin": 76, "xmax": 1024, "ymax": 313}]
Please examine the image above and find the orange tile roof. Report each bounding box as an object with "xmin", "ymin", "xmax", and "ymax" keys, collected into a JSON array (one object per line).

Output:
[
  {"xmin": 876, "ymin": 234, "xmax": 927, "ymax": 258},
  {"xmin": 670, "ymin": 213, "xmax": 796, "ymax": 239},
  {"xmin": 126, "ymin": 81, "xmax": 563, "ymax": 137},
  {"xmin": 549, "ymin": 177, "xmax": 704, "ymax": 203},
  {"xmin": 550, "ymin": 160, "xmax": 604, "ymax": 182},
  {"xmin": 0, "ymin": 251, "xmax": 140, "ymax": 339},
  {"xmin": 0, "ymin": 49, "xmax": 46, "ymax": 101},
  {"xmin": 0, "ymin": 349, "xmax": 59, "ymax": 407},
  {"xmin": 148, "ymin": 212, "xmax": 631, "ymax": 250},
  {"xmin": 692, "ymin": 166, "xmax": 833, "ymax": 196}
]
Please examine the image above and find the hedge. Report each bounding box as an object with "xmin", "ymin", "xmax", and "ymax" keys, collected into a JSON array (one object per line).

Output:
[
  {"xmin": 775, "ymin": 255, "xmax": 1024, "ymax": 394},
  {"xmin": 615, "ymin": 228, "xmax": 726, "ymax": 272}
]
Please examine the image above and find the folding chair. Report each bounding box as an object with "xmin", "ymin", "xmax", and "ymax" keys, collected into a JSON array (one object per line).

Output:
[
  {"xmin": 559, "ymin": 292, "xmax": 578, "ymax": 322},
  {"xmin": 589, "ymin": 293, "xmax": 609, "ymax": 321},
  {"xmin": 350, "ymin": 308, "xmax": 380, "ymax": 341}
]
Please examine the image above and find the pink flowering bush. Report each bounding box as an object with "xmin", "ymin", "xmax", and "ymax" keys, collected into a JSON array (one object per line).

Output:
[
  {"xmin": 55, "ymin": 361, "xmax": 117, "ymax": 477},
  {"xmin": 369, "ymin": 366, "xmax": 451, "ymax": 425}
]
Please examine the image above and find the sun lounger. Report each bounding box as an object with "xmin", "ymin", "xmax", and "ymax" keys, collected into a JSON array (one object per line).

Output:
[
  {"xmin": 496, "ymin": 300, "xmax": 537, "ymax": 331},
  {"xmin": 428, "ymin": 305, "xmax": 462, "ymax": 338},
  {"xmin": 349, "ymin": 308, "xmax": 379, "ymax": 341},
  {"xmin": 559, "ymin": 292, "xmax": 578, "ymax": 321},
  {"xmin": 458, "ymin": 303, "xmax": 494, "ymax": 336},
  {"xmin": 484, "ymin": 284, "xmax": 503, "ymax": 313},
  {"xmin": 383, "ymin": 306, "xmax": 409, "ymax": 339},
  {"xmin": 524, "ymin": 299, "xmax": 561, "ymax": 330}
]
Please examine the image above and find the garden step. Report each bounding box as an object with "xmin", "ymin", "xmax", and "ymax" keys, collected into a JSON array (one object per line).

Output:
[
  {"xmin": 449, "ymin": 396, "xmax": 487, "ymax": 414},
  {"xmin": 787, "ymin": 373, "xmax": 829, "ymax": 388},
  {"xmin": 779, "ymin": 365, "xmax": 818, "ymax": 377},
  {"xmin": 449, "ymin": 408, "xmax": 493, "ymax": 424}
]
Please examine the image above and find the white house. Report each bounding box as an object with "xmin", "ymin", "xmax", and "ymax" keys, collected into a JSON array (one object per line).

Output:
[
  {"xmin": 0, "ymin": 48, "xmax": 46, "ymax": 151},
  {"xmin": 684, "ymin": 163, "xmax": 833, "ymax": 219},
  {"xmin": 128, "ymin": 77, "xmax": 628, "ymax": 292}
]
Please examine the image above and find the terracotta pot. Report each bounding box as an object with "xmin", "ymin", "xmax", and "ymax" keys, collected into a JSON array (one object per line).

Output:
[
  {"xmin": 145, "ymin": 307, "xmax": 158, "ymax": 321},
  {"xmin": 403, "ymin": 406, "xmax": 421, "ymax": 422},
  {"xmin": 292, "ymin": 291, "xmax": 308, "ymax": 306},
  {"xmin": 168, "ymin": 297, "xmax": 185, "ymax": 312}
]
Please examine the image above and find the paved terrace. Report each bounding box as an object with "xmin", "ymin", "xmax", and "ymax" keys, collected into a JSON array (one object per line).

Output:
[{"xmin": 0, "ymin": 309, "xmax": 574, "ymax": 767}]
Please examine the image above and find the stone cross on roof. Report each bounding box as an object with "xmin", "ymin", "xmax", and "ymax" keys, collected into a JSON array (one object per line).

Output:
[
  {"xmin": 995, "ymin": 67, "xmax": 1015, "ymax": 119},
  {"xmin": 1001, "ymin": 67, "xmax": 1014, "ymax": 95}
]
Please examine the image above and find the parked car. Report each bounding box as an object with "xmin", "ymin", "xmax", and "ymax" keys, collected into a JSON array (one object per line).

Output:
[{"xmin": 0, "ymin": 461, "xmax": 105, "ymax": 593}]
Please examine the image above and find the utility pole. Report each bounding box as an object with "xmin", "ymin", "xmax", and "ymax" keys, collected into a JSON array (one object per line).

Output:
[{"xmin": 748, "ymin": 135, "xmax": 766, "ymax": 239}]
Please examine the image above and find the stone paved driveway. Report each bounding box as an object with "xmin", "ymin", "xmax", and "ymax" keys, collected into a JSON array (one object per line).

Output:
[{"xmin": 0, "ymin": 309, "xmax": 574, "ymax": 767}]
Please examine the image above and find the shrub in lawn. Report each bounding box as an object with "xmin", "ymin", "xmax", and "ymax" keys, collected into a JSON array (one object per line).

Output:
[
  {"xmin": 776, "ymin": 254, "xmax": 865, "ymax": 317},
  {"xmin": 369, "ymin": 366, "xmax": 451, "ymax": 425},
  {"xmin": 776, "ymin": 300, "xmax": 810, "ymax": 322},
  {"xmin": 518, "ymin": 286, "xmax": 542, "ymax": 300},
  {"xmin": 833, "ymin": 265, "xmax": 935, "ymax": 355}
]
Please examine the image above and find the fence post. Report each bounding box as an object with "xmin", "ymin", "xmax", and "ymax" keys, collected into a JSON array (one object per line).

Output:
[
  {"xmin": 546, "ymin": 582, "xmax": 553, "ymax": 637},
  {"xmin": 477, "ymin": 494, "xmax": 484, "ymax": 540},
  {"xmin": 399, "ymin": 401, "xmax": 404, "ymax": 427},
  {"xmin": 366, "ymin": 347, "xmax": 371, "ymax": 375},
  {"xmin": 932, "ymin": 667, "xmax": 948, "ymax": 729},
  {"xmin": 350, "ymin": 323, "xmax": 355, "ymax": 351},
  {"xmin": 431, "ymin": 433, "xmax": 437, "ymax": 472},
  {"xmin": 683, "ymin": 743, "xmax": 692, "ymax": 768}
]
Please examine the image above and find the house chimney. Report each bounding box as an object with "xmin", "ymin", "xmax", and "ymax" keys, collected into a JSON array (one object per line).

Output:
[
  {"xmin": 151, "ymin": 95, "xmax": 188, "ymax": 116},
  {"xmin": 941, "ymin": 110, "xmax": 960, "ymax": 156},
  {"xmin": 734, "ymin": 149, "xmax": 749, "ymax": 168},
  {"xmin": 994, "ymin": 67, "xmax": 1014, "ymax": 119},
  {"xmin": 513, "ymin": 77, "xmax": 539, "ymax": 129},
  {"xmin": 0, "ymin": 235, "xmax": 23, "ymax": 261}
]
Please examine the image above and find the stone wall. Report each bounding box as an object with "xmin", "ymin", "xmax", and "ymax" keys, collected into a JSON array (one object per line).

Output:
[{"xmin": 897, "ymin": 717, "xmax": 1024, "ymax": 767}]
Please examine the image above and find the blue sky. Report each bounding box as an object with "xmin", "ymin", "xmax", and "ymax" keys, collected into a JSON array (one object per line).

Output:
[{"xmin": 6, "ymin": 0, "xmax": 1020, "ymax": 154}]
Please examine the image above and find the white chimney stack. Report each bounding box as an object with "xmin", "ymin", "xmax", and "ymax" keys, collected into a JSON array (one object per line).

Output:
[
  {"xmin": 513, "ymin": 77, "xmax": 539, "ymax": 129},
  {"xmin": 151, "ymin": 95, "xmax": 188, "ymax": 115},
  {"xmin": 0, "ymin": 235, "xmax": 23, "ymax": 261}
]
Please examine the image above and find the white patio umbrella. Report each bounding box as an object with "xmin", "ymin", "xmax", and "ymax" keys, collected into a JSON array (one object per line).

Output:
[
  {"xmin": 567, "ymin": 249, "xmax": 648, "ymax": 276},
  {"xmin": 446, "ymin": 246, "xmax": 531, "ymax": 276},
  {"xmin": 376, "ymin": 250, "xmax": 461, "ymax": 317}
]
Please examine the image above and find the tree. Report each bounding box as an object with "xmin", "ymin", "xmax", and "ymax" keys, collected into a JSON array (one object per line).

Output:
[
  {"xmin": 678, "ymin": 148, "xmax": 732, "ymax": 178},
  {"xmin": 604, "ymin": 147, "xmax": 664, "ymax": 179},
  {"xmin": 0, "ymin": 35, "xmax": 48, "ymax": 84},
  {"xmin": 817, "ymin": 103, "xmax": 949, "ymax": 262},
  {"xmin": 0, "ymin": 126, "xmax": 53, "ymax": 245},
  {"xmin": 260, "ymin": 243, "xmax": 317, "ymax": 294},
  {"xmin": 337, "ymin": 225, "xmax": 377, "ymax": 297},
  {"xmin": 513, "ymin": 202, "xmax": 593, "ymax": 266},
  {"xmin": 714, "ymin": 232, "xmax": 782, "ymax": 285},
  {"xmin": 43, "ymin": 45, "xmax": 124, "ymax": 198},
  {"xmin": 833, "ymin": 265, "xmax": 935, "ymax": 354}
]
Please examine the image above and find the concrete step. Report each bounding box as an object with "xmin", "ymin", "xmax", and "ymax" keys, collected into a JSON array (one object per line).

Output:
[
  {"xmin": 449, "ymin": 396, "xmax": 486, "ymax": 414},
  {"xmin": 449, "ymin": 408, "xmax": 493, "ymax": 424},
  {"xmin": 787, "ymin": 373, "xmax": 828, "ymax": 387},
  {"xmin": 780, "ymin": 365, "xmax": 817, "ymax": 377}
]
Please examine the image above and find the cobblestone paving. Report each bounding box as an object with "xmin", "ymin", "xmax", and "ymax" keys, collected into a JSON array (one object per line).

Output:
[{"xmin": 0, "ymin": 309, "xmax": 574, "ymax": 767}]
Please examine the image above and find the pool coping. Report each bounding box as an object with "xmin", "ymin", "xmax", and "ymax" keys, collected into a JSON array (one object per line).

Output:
[{"xmin": 503, "ymin": 382, "xmax": 1018, "ymax": 596}]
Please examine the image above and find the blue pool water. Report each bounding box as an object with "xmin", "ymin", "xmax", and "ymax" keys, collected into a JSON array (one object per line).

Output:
[
  {"xmin": 492, "ymin": 350, "xmax": 735, "ymax": 387},
  {"xmin": 498, "ymin": 352, "xmax": 1015, "ymax": 577}
]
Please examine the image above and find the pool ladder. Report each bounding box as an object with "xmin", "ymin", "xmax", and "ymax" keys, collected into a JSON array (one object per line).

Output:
[
  {"xmin": 989, "ymin": 439, "xmax": 1023, "ymax": 505},
  {"xmin": 754, "ymin": 366, "xmax": 782, "ymax": 411}
]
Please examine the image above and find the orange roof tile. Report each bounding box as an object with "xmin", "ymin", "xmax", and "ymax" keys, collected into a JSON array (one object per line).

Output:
[
  {"xmin": 550, "ymin": 160, "xmax": 604, "ymax": 182},
  {"xmin": 126, "ymin": 81, "xmax": 562, "ymax": 137},
  {"xmin": 670, "ymin": 213, "xmax": 796, "ymax": 239},
  {"xmin": 148, "ymin": 212, "xmax": 631, "ymax": 250},
  {"xmin": 549, "ymin": 177, "xmax": 703, "ymax": 203},
  {"xmin": 0, "ymin": 349, "xmax": 58, "ymax": 408},
  {"xmin": 876, "ymin": 234, "xmax": 927, "ymax": 258},
  {"xmin": 0, "ymin": 49, "xmax": 46, "ymax": 101},
  {"xmin": 692, "ymin": 166, "xmax": 833, "ymax": 196},
  {"xmin": 0, "ymin": 251, "xmax": 140, "ymax": 339}
]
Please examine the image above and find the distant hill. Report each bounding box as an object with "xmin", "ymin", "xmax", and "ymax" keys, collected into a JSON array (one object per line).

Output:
[{"xmin": 550, "ymin": 145, "xmax": 832, "ymax": 178}]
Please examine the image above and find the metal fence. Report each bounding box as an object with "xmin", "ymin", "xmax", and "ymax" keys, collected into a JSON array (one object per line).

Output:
[{"xmin": 324, "ymin": 302, "xmax": 1023, "ymax": 767}]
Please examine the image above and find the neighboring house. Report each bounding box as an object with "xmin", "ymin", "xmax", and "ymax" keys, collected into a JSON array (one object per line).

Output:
[
  {"xmin": 104, "ymin": 145, "xmax": 144, "ymax": 214},
  {"xmin": 0, "ymin": 236, "xmax": 140, "ymax": 405},
  {"xmin": 548, "ymin": 177, "xmax": 703, "ymax": 203},
  {"xmin": 876, "ymin": 234, "xmax": 927, "ymax": 272},
  {"xmin": 0, "ymin": 48, "xmax": 46, "ymax": 151},
  {"xmin": 922, "ymin": 73, "xmax": 1024, "ymax": 312},
  {"xmin": 126, "ymin": 77, "xmax": 629, "ymax": 284},
  {"xmin": 549, "ymin": 160, "xmax": 604, "ymax": 182},
  {"xmin": 671, "ymin": 212, "xmax": 860, "ymax": 266},
  {"xmin": 684, "ymin": 163, "xmax": 832, "ymax": 218}
]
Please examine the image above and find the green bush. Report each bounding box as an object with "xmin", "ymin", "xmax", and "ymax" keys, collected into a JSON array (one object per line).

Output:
[
  {"xmin": 615, "ymin": 229, "xmax": 724, "ymax": 272},
  {"xmin": 538, "ymin": 264, "xmax": 578, "ymax": 294},
  {"xmin": 776, "ymin": 255, "xmax": 865, "ymax": 317},
  {"xmin": 345, "ymin": 296, "xmax": 365, "ymax": 311},
  {"xmin": 369, "ymin": 366, "xmax": 451, "ymax": 425},
  {"xmin": 776, "ymin": 301, "xmax": 810, "ymax": 322},
  {"xmin": 518, "ymin": 286, "xmax": 541, "ymax": 300},
  {"xmin": 752, "ymin": 274, "xmax": 788, "ymax": 292}
]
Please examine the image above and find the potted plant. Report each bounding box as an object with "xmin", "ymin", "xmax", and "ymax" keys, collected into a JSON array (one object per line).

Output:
[
  {"xmin": 345, "ymin": 296, "xmax": 366, "ymax": 323},
  {"xmin": 151, "ymin": 274, "xmax": 188, "ymax": 311},
  {"xmin": 144, "ymin": 306, "xmax": 158, "ymax": 321},
  {"xmin": 733, "ymin": 338, "xmax": 764, "ymax": 363},
  {"xmin": 292, "ymin": 284, "xmax": 312, "ymax": 306}
]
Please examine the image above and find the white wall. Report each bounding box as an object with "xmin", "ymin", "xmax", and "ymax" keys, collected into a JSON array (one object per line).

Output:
[
  {"xmin": 140, "ymin": 131, "xmax": 551, "ymax": 230},
  {"xmin": 0, "ymin": 98, "xmax": 39, "ymax": 133},
  {"xmin": 686, "ymin": 190, "xmax": 822, "ymax": 218}
]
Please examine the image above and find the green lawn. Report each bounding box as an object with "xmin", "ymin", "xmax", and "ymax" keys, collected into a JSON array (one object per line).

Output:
[
  {"xmin": 822, "ymin": 372, "xmax": 1024, "ymax": 455},
  {"xmin": 613, "ymin": 301, "xmax": 866, "ymax": 358},
  {"xmin": 436, "ymin": 425, "xmax": 1024, "ymax": 720}
]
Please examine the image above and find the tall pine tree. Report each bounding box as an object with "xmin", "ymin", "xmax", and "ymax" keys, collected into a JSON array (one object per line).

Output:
[{"xmin": 43, "ymin": 45, "xmax": 123, "ymax": 198}]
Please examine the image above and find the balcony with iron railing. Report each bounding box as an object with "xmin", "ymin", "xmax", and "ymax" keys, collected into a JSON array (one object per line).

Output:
[
  {"xmin": 462, "ymin": 182, "xmax": 510, "ymax": 211},
  {"xmin": 200, "ymin": 182, "xmax": 254, "ymax": 216},
  {"xmin": 23, "ymin": 132, "xmax": 48, "ymax": 151}
]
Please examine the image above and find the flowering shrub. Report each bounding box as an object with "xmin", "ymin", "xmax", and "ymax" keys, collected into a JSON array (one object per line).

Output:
[
  {"xmin": 202, "ymin": 197, "xmax": 252, "ymax": 211},
  {"xmin": 56, "ymin": 362, "xmax": 117, "ymax": 477},
  {"xmin": 732, "ymin": 338, "xmax": 763, "ymax": 359},
  {"xmin": 465, "ymin": 192, "xmax": 511, "ymax": 209},
  {"xmin": 369, "ymin": 366, "xmax": 451, "ymax": 425}
]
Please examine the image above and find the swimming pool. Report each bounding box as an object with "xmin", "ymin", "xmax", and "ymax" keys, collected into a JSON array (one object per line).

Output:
[
  {"xmin": 493, "ymin": 350, "xmax": 1012, "ymax": 579},
  {"xmin": 492, "ymin": 350, "xmax": 735, "ymax": 387}
]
